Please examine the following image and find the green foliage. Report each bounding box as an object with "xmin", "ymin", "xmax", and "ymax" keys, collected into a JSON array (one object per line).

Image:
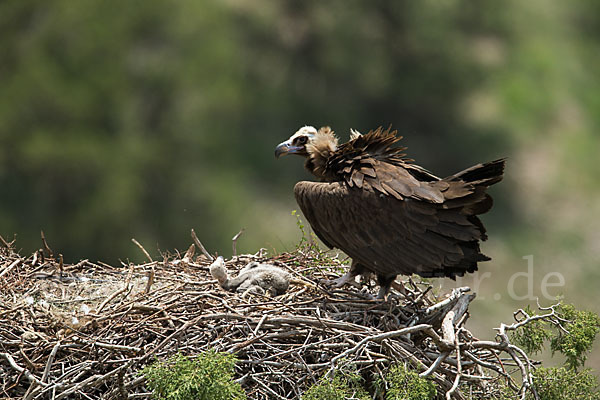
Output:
[
  {"xmin": 510, "ymin": 303, "xmax": 600, "ymax": 370},
  {"xmin": 292, "ymin": 209, "xmax": 308, "ymax": 244},
  {"xmin": 142, "ymin": 351, "xmax": 246, "ymax": 400},
  {"xmin": 384, "ymin": 364, "xmax": 436, "ymax": 400},
  {"xmin": 490, "ymin": 303, "xmax": 600, "ymax": 398},
  {"xmin": 511, "ymin": 306, "xmax": 551, "ymax": 355},
  {"xmin": 292, "ymin": 209, "xmax": 320, "ymax": 252},
  {"xmin": 302, "ymin": 376, "xmax": 369, "ymax": 400},
  {"xmin": 550, "ymin": 304, "xmax": 600, "ymax": 369},
  {"xmin": 303, "ymin": 365, "xmax": 369, "ymax": 400},
  {"xmin": 527, "ymin": 367, "xmax": 600, "ymax": 400}
]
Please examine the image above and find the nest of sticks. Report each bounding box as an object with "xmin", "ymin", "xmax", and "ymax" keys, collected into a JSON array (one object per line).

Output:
[{"xmin": 0, "ymin": 232, "xmax": 544, "ymax": 399}]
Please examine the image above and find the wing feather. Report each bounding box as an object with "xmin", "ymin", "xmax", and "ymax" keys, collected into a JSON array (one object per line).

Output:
[{"xmin": 294, "ymin": 181, "xmax": 485, "ymax": 279}]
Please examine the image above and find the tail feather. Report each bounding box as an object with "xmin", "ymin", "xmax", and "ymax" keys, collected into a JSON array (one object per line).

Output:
[
  {"xmin": 421, "ymin": 159, "xmax": 505, "ymax": 279},
  {"xmin": 447, "ymin": 158, "xmax": 506, "ymax": 187},
  {"xmin": 442, "ymin": 158, "xmax": 504, "ymax": 216}
]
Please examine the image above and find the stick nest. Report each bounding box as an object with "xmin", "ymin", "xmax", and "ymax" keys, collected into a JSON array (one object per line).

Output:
[{"xmin": 0, "ymin": 235, "xmax": 541, "ymax": 400}]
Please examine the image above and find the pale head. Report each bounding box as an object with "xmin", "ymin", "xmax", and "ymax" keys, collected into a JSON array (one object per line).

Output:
[{"xmin": 274, "ymin": 126, "xmax": 318, "ymax": 158}]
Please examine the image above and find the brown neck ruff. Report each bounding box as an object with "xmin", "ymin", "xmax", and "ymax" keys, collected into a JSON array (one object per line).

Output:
[{"xmin": 304, "ymin": 127, "xmax": 338, "ymax": 181}]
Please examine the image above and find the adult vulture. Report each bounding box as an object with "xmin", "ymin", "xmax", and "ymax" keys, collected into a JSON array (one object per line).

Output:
[{"xmin": 275, "ymin": 126, "xmax": 505, "ymax": 299}]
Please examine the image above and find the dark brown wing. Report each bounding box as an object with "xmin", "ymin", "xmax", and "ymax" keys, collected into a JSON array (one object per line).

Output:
[
  {"xmin": 325, "ymin": 127, "xmax": 504, "ymax": 210},
  {"xmin": 327, "ymin": 127, "xmax": 452, "ymax": 203},
  {"xmin": 294, "ymin": 180, "xmax": 491, "ymax": 279}
]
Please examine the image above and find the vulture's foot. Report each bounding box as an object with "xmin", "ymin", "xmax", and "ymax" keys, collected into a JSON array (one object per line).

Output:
[
  {"xmin": 360, "ymin": 288, "xmax": 390, "ymax": 301},
  {"xmin": 321, "ymin": 271, "xmax": 361, "ymax": 289},
  {"xmin": 375, "ymin": 288, "xmax": 403, "ymax": 302},
  {"xmin": 376, "ymin": 287, "xmax": 389, "ymax": 301},
  {"xmin": 376, "ymin": 275, "xmax": 397, "ymax": 300},
  {"xmin": 391, "ymin": 280, "xmax": 408, "ymax": 296}
]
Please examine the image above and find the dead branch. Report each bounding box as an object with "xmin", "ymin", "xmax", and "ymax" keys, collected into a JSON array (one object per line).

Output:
[
  {"xmin": 0, "ymin": 233, "xmax": 10, "ymax": 248},
  {"xmin": 0, "ymin": 258, "xmax": 22, "ymax": 278},
  {"xmin": 0, "ymin": 352, "xmax": 46, "ymax": 388},
  {"xmin": 191, "ymin": 229, "xmax": 214, "ymax": 261},
  {"xmin": 40, "ymin": 230, "xmax": 53, "ymax": 258},
  {"xmin": 232, "ymin": 229, "xmax": 245, "ymax": 257},
  {"xmin": 132, "ymin": 238, "xmax": 153, "ymax": 262}
]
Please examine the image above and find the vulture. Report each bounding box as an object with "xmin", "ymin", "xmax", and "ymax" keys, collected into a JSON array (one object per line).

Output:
[{"xmin": 275, "ymin": 126, "xmax": 505, "ymax": 299}]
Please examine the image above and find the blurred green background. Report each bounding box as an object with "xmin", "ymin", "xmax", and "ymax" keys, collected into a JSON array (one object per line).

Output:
[{"xmin": 1, "ymin": 0, "xmax": 599, "ymax": 368}]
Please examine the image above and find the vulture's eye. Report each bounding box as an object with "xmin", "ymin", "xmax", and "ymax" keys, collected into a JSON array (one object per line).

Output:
[{"xmin": 295, "ymin": 136, "xmax": 308, "ymax": 145}]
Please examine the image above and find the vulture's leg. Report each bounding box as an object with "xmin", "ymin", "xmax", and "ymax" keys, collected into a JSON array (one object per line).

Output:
[
  {"xmin": 376, "ymin": 275, "xmax": 397, "ymax": 300},
  {"xmin": 322, "ymin": 261, "xmax": 363, "ymax": 289}
]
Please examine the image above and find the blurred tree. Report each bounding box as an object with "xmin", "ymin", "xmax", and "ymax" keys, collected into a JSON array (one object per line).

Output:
[
  {"xmin": 0, "ymin": 0, "xmax": 251, "ymax": 260},
  {"xmin": 0, "ymin": 0, "xmax": 512, "ymax": 262}
]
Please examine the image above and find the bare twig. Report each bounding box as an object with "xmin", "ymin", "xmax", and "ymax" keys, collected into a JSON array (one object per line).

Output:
[
  {"xmin": 1, "ymin": 352, "xmax": 46, "ymax": 387},
  {"xmin": 182, "ymin": 244, "xmax": 195, "ymax": 264},
  {"xmin": 132, "ymin": 238, "xmax": 153, "ymax": 262},
  {"xmin": 145, "ymin": 266, "xmax": 155, "ymax": 294},
  {"xmin": 232, "ymin": 229, "xmax": 245, "ymax": 257},
  {"xmin": 420, "ymin": 351, "xmax": 449, "ymax": 377},
  {"xmin": 445, "ymin": 333, "xmax": 462, "ymax": 400},
  {"xmin": 191, "ymin": 229, "xmax": 214, "ymax": 261},
  {"xmin": 97, "ymin": 265, "xmax": 134, "ymax": 313},
  {"xmin": 42, "ymin": 341, "xmax": 61, "ymax": 383},
  {"xmin": 40, "ymin": 230, "xmax": 54, "ymax": 258},
  {"xmin": 0, "ymin": 258, "xmax": 22, "ymax": 278},
  {"xmin": 0, "ymin": 233, "xmax": 10, "ymax": 248},
  {"xmin": 328, "ymin": 324, "xmax": 431, "ymax": 373},
  {"xmin": 58, "ymin": 253, "xmax": 64, "ymax": 277}
]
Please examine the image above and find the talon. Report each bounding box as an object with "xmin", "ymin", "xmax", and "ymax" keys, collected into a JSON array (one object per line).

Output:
[{"xmin": 321, "ymin": 271, "xmax": 361, "ymax": 289}]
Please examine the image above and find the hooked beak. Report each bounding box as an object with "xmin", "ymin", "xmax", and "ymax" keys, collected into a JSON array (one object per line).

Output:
[{"xmin": 275, "ymin": 140, "xmax": 303, "ymax": 158}]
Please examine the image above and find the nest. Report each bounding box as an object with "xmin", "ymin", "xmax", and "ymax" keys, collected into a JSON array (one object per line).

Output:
[{"xmin": 0, "ymin": 233, "xmax": 541, "ymax": 399}]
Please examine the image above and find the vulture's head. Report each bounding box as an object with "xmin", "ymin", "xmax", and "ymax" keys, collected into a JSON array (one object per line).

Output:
[
  {"xmin": 274, "ymin": 126, "xmax": 317, "ymax": 158},
  {"xmin": 275, "ymin": 126, "xmax": 338, "ymax": 159}
]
